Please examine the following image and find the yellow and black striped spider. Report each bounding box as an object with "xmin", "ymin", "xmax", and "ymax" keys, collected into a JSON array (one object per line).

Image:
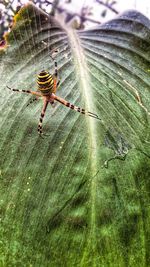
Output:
[{"xmin": 7, "ymin": 59, "xmax": 100, "ymax": 136}]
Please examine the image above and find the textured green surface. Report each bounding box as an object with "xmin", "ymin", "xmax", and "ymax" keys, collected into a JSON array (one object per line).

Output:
[{"xmin": 0, "ymin": 3, "xmax": 150, "ymax": 267}]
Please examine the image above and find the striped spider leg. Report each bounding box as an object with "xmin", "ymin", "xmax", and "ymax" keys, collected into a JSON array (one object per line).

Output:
[
  {"xmin": 7, "ymin": 87, "xmax": 41, "ymax": 107},
  {"xmin": 49, "ymin": 59, "xmax": 100, "ymax": 120},
  {"xmin": 50, "ymin": 93, "xmax": 101, "ymax": 120},
  {"xmin": 37, "ymin": 98, "xmax": 49, "ymax": 136},
  {"xmin": 52, "ymin": 59, "xmax": 60, "ymax": 94},
  {"xmin": 6, "ymin": 84, "xmax": 49, "ymax": 137},
  {"xmin": 7, "ymin": 85, "xmax": 44, "ymax": 135},
  {"xmin": 6, "ymin": 86, "xmax": 42, "ymax": 97},
  {"xmin": 7, "ymin": 86, "xmax": 42, "ymax": 108},
  {"xmin": 26, "ymin": 96, "xmax": 39, "ymax": 107}
]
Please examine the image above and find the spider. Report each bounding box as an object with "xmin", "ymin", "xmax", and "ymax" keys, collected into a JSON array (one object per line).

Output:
[{"xmin": 7, "ymin": 59, "xmax": 100, "ymax": 136}]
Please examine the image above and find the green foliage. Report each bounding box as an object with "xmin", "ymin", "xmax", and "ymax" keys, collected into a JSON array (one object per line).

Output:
[{"xmin": 0, "ymin": 3, "xmax": 150, "ymax": 267}]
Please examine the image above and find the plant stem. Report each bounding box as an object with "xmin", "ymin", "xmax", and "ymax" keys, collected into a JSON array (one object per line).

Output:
[
  {"xmin": 96, "ymin": 0, "xmax": 119, "ymax": 14},
  {"xmin": 43, "ymin": 0, "xmax": 101, "ymax": 24}
]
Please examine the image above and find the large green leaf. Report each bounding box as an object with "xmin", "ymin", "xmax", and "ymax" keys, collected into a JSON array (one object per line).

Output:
[{"xmin": 0, "ymin": 3, "xmax": 150, "ymax": 266}]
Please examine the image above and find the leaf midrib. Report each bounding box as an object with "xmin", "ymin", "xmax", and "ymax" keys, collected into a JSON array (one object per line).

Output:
[{"xmin": 63, "ymin": 26, "xmax": 100, "ymax": 257}]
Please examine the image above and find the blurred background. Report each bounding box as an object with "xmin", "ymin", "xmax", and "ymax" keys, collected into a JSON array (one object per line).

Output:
[{"xmin": 0, "ymin": 0, "xmax": 150, "ymax": 41}]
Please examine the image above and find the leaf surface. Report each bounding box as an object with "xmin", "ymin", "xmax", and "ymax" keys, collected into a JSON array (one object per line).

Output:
[{"xmin": 0, "ymin": 4, "xmax": 150, "ymax": 267}]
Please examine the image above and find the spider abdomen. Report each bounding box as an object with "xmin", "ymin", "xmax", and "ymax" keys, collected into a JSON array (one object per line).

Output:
[{"xmin": 37, "ymin": 70, "xmax": 54, "ymax": 96}]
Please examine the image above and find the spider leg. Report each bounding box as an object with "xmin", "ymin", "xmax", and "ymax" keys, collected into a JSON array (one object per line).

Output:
[
  {"xmin": 38, "ymin": 99, "xmax": 49, "ymax": 136},
  {"xmin": 52, "ymin": 94, "xmax": 101, "ymax": 120},
  {"xmin": 54, "ymin": 62, "xmax": 61, "ymax": 88},
  {"xmin": 53, "ymin": 78, "xmax": 57, "ymax": 94},
  {"xmin": 53, "ymin": 78, "xmax": 60, "ymax": 94},
  {"xmin": 54, "ymin": 61, "xmax": 58, "ymax": 78},
  {"xmin": 26, "ymin": 97, "xmax": 39, "ymax": 107},
  {"xmin": 7, "ymin": 86, "xmax": 42, "ymax": 97},
  {"xmin": 57, "ymin": 79, "xmax": 60, "ymax": 87},
  {"xmin": 52, "ymin": 59, "xmax": 60, "ymax": 93}
]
